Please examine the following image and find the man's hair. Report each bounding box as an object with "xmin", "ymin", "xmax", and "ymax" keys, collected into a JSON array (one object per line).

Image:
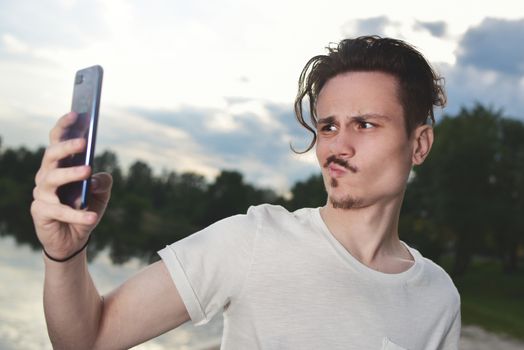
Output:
[{"xmin": 294, "ymin": 35, "xmax": 446, "ymax": 153}]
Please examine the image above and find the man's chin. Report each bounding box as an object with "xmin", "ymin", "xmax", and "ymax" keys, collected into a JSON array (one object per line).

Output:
[{"xmin": 329, "ymin": 194, "xmax": 363, "ymax": 210}]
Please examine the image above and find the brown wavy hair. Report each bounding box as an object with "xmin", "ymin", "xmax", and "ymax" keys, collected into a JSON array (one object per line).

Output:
[{"xmin": 293, "ymin": 35, "xmax": 446, "ymax": 153}]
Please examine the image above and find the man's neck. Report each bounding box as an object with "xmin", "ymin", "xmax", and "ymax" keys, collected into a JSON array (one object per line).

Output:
[{"xmin": 319, "ymin": 196, "xmax": 414, "ymax": 273}]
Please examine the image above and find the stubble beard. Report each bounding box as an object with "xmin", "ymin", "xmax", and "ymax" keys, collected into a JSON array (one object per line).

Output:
[{"xmin": 328, "ymin": 177, "xmax": 362, "ymax": 210}]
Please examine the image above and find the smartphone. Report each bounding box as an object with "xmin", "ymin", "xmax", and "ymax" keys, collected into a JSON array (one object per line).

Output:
[{"xmin": 57, "ymin": 65, "xmax": 103, "ymax": 209}]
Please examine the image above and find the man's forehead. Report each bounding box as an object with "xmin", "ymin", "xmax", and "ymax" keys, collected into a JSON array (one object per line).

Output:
[{"xmin": 315, "ymin": 72, "xmax": 404, "ymax": 122}]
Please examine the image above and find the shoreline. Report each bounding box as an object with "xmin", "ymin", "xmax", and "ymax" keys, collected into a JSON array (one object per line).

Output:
[{"xmin": 460, "ymin": 325, "xmax": 524, "ymax": 350}]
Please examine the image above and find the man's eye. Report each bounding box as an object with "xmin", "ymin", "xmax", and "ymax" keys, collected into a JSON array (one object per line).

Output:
[
  {"xmin": 321, "ymin": 124, "xmax": 337, "ymax": 132},
  {"xmin": 358, "ymin": 121, "xmax": 375, "ymax": 129}
]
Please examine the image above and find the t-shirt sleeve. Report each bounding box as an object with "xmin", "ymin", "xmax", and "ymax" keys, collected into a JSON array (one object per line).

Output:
[
  {"xmin": 158, "ymin": 205, "xmax": 260, "ymax": 325},
  {"xmin": 438, "ymin": 306, "xmax": 461, "ymax": 350}
]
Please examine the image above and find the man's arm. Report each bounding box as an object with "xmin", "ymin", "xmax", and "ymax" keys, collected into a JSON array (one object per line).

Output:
[
  {"xmin": 33, "ymin": 113, "xmax": 189, "ymax": 349},
  {"xmin": 438, "ymin": 306, "xmax": 461, "ymax": 350},
  {"xmin": 44, "ymin": 254, "xmax": 189, "ymax": 350}
]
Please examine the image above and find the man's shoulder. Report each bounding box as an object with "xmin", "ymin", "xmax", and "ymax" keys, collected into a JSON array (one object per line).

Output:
[
  {"xmin": 413, "ymin": 250, "xmax": 461, "ymax": 307},
  {"xmin": 247, "ymin": 204, "xmax": 314, "ymax": 224}
]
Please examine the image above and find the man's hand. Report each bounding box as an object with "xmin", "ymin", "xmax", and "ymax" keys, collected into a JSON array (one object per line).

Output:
[{"xmin": 30, "ymin": 112, "xmax": 112, "ymax": 260}]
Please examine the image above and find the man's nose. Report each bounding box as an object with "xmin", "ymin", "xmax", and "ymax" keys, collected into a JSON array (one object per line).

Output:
[{"xmin": 329, "ymin": 131, "xmax": 355, "ymax": 158}]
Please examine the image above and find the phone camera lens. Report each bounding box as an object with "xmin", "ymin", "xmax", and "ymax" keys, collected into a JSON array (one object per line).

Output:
[{"xmin": 75, "ymin": 74, "xmax": 84, "ymax": 84}]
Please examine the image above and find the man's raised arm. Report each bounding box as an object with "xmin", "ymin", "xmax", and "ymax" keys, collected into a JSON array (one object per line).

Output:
[{"xmin": 32, "ymin": 113, "xmax": 189, "ymax": 349}]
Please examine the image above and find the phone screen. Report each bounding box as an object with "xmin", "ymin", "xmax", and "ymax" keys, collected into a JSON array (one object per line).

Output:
[{"xmin": 58, "ymin": 65, "xmax": 103, "ymax": 209}]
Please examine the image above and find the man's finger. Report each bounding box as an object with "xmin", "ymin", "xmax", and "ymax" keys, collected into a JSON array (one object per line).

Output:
[
  {"xmin": 49, "ymin": 112, "xmax": 78, "ymax": 144},
  {"xmin": 39, "ymin": 138, "xmax": 87, "ymax": 173},
  {"xmin": 32, "ymin": 185, "xmax": 60, "ymax": 204},
  {"xmin": 90, "ymin": 172, "xmax": 113, "ymax": 194},
  {"xmin": 37, "ymin": 165, "xmax": 91, "ymax": 191},
  {"xmin": 31, "ymin": 200, "xmax": 98, "ymax": 226},
  {"xmin": 88, "ymin": 173, "xmax": 113, "ymax": 216}
]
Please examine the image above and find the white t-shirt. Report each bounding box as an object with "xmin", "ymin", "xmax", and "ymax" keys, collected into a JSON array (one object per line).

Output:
[{"xmin": 158, "ymin": 204, "xmax": 461, "ymax": 350}]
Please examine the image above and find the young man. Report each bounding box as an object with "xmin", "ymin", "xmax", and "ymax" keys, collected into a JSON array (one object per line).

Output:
[{"xmin": 31, "ymin": 36, "xmax": 460, "ymax": 350}]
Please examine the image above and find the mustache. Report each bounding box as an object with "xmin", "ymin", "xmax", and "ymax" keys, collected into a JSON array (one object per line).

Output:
[{"xmin": 323, "ymin": 155, "xmax": 358, "ymax": 173}]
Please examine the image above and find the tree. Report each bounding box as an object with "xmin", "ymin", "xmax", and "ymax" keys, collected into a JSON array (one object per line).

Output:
[
  {"xmin": 201, "ymin": 170, "xmax": 253, "ymax": 225},
  {"xmin": 94, "ymin": 150, "xmax": 124, "ymax": 195},
  {"xmin": 490, "ymin": 118, "xmax": 524, "ymax": 272},
  {"xmin": 0, "ymin": 146, "xmax": 45, "ymax": 248},
  {"xmin": 285, "ymin": 174, "xmax": 325, "ymax": 211},
  {"xmin": 412, "ymin": 104, "xmax": 522, "ymax": 275},
  {"xmin": 125, "ymin": 160, "xmax": 154, "ymax": 199}
]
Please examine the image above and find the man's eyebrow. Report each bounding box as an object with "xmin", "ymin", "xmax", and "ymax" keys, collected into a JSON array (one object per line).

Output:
[
  {"xmin": 317, "ymin": 114, "xmax": 391, "ymax": 124},
  {"xmin": 351, "ymin": 113, "xmax": 392, "ymax": 121},
  {"xmin": 317, "ymin": 116, "xmax": 335, "ymax": 124}
]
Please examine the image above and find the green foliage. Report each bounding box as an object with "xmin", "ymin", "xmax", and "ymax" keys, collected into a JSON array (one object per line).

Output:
[
  {"xmin": 406, "ymin": 104, "xmax": 524, "ymax": 275},
  {"xmin": 454, "ymin": 259, "xmax": 524, "ymax": 340},
  {"xmin": 286, "ymin": 173, "xmax": 325, "ymax": 211},
  {"xmin": 200, "ymin": 170, "xmax": 276, "ymax": 226},
  {"xmin": 0, "ymin": 146, "xmax": 44, "ymax": 248}
]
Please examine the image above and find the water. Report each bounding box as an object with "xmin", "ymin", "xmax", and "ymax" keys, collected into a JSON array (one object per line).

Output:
[{"xmin": 0, "ymin": 235, "xmax": 223, "ymax": 350}]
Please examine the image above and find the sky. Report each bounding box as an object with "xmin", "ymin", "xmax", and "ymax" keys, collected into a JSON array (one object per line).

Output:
[{"xmin": 1, "ymin": 0, "xmax": 523, "ymax": 194}]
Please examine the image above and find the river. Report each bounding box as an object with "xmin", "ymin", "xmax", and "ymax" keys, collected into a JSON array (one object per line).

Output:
[{"xmin": 0, "ymin": 235, "xmax": 222, "ymax": 350}]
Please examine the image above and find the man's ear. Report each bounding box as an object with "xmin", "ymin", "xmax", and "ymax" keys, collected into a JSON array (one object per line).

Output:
[{"xmin": 411, "ymin": 125, "xmax": 434, "ymax": 165}]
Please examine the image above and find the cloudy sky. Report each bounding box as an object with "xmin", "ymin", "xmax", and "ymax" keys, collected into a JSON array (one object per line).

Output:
[{"xmin": 1, "ymin": 0, "xmax": 523, "ymax": 194}]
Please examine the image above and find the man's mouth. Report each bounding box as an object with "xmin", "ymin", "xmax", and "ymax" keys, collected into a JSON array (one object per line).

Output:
[
  {"xmin": 323, "ymin": 155, "xmax": 358, "ymax": 176},
  {"xmin": 327, "ymin": 163, "xmax": 348, "ymax": 177}
]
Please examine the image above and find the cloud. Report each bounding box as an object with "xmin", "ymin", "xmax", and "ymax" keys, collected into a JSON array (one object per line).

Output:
[
  {"xmin": 130, "ymin": 99, "xmax": 319, "ymax": 192},
  {"xmin": 354, "ymin": 16, "xmax": 391, "ymax": 36},
  {"xmin": 438, "ymin": 62, "xmax": 524, "ymax": 120},
  {"xmin": 456, "ymin": 18, "xmax": 524, "ymax": 76},
  {"xmin": 415, "ymin": 21, "xmax": 447, "ymax": 38},
  {"xmin": 0, "ymin": 0, "xmax": 108, "ymax": 51},
  {"xmin": 0, "ymin": 96, "xmax": 319, "ymax": 194},
  {"xmin": 1, "ymin": 34, "xmax": 30, "ymax": 55},
  {"xmin": 342, "ymin": 16, "xmax": 395, "ymax": 37},
  {"xmin": 435, "ymin": 17, "xmax": 524, "ymax": 120},
  {"xmin": 0, "ymin": 104, "xmax": 54, "ymax": 150}
]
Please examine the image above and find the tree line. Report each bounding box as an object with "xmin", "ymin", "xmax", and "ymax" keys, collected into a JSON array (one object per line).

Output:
[{"xmin": 0, "ymin": 104, "xmax": 522, "ymax": 275}]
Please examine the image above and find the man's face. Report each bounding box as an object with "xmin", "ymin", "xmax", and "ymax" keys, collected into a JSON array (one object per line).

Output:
[{"xmin": 315, "ymin": 71, "xmax": 414, "ymax": 209}]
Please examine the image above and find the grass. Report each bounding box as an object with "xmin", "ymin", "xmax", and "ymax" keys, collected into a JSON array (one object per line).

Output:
[{"xmin": 448, "ymin": 259, "xmax": 524, "ymax": 340}]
